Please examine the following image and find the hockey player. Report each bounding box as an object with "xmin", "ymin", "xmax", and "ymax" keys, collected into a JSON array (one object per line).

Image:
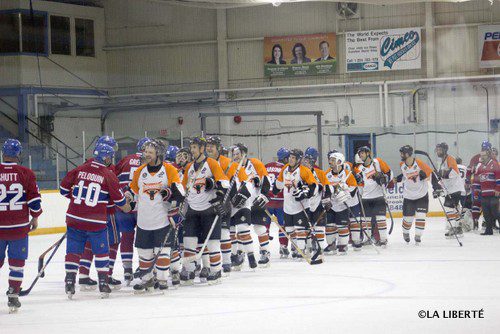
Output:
[
  {"xmin": 434, "ymin": 143, "xmax": 466, "ymax": 238},
  {"xmin": 466, "ymin": 141, "xmax": 491, "ymax": 229},
  {"xmin": 78, "ymin": 135, "xmax": 123, "ymax": 290},
  {"xmin": 396, "ymin": 145, "xmax": 433, "ymax": 245},
  {"xmin": 205, "ymin": 136, "xmax": 233, "ymax": 275},
  {"xmin": 60, "ymin": 143, "xmax": 131, "ymax": 299},
  {"xmin": 232, "ymin": 143, "xmax": 272, "ymax": 267},
  {"xmin": 472, "ymin": 145, "xmax": 499, "ymax": 235},
  {"xmin": 226, "ymin": 145, "xmax": 258, "ymax": 270},
  {"xmin": 325, "ymin": 152, "xmax": 357, "ymax": 255},
  {"xmin": 165, "ymin": 145, "xmax": 179, "ymax": 163},
  {"xmin": 302, "ymin": 147, "xmax": 331, "ymax": 252},
  {"xmin": 354, "ymin": 146, "xmax": 394, "ymax": 248},
  {"xmin": 0, "ymin": 139, "xmax": 42, "ymax": 312},
  {"xmin": 114, "ymin": 137, "xmax": 150, "ymax": 285},
  {"xmin": 181, "ymin": 137, "xmax": 229, "ymax": 285},
  {"xmin": 129, "ymin": 140, "xmax": 185, "ymax": 291},
  {"xmin": 273, "ymin": 149, "xmax": 317, "ymax": 257},
  {"xmin": 265, "ymin": 148, "xmax": 289, "ymax": 258}
]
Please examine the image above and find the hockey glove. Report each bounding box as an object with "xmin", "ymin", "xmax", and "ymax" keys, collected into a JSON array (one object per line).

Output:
[
  {"xmin": 209, "ymin": 193, "xmax": 227, "ymax": 216},
  {"xmin": 160, "ymin": 188, "xmax": 172, "ymax": 202},
  {"xmin": 373, "ymin": 172, "xmax": 387, "ymax": 186},
  {"xmin": 252, "ymin": 193, "xmax": 269, "ymax": 209},
  {"xmin": 252, "ymin": 176, "xmax": 261, "ymax": 188},
  {"xmin": 231, "ymin": 183, "xmax": 251, "ymax": 209},
  {"xmin": 418, "ymin": 170, "xmax": 428, "ymax": 180},
  {"xmin": 321, "ymin": 197, "xmax": 332, "ymax": 211},
  {"xmin": 292, "ymin": 185, "xmax": 309, "ymax": 201},
  {"xmin": 395, "ymin": 174, "xmax": 404, "ymax": 183},
  {"xmin": 205, "ymin": 178, "xmax": 216, "ymax": 191},
  {"xmin": 432, "ymin": 189, "xmax": 445, "ymax": 199},
  {"xmin": 355, "ymin": 173, "xmax": 363, "ymax": 184}
]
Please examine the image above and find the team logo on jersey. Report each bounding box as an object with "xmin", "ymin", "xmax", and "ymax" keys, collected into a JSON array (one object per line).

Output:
[
  {"xmin": 158, "ymin": 171, "xmax": 165, "ymax": 177},
  {"xmin": 142, "ymin": 172, "xmax": 147, "ymax": 178},
  {"xmin": 143, "ymin": 181, "xmax": 162, "ymax": 200}
]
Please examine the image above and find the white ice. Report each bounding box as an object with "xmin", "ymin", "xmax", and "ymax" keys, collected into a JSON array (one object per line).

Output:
[{"xmin": 1, "ymin": 218, "xmax": 499, "ymax": 334}]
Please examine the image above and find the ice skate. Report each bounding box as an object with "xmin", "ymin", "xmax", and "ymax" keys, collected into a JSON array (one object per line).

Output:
[
  {"xmin": 247, "ymin": 252, "xmax": 257, "ymax": 269},
  {"xmin": 108, "ymin": 277, "xmax": 122, "ymax": 290},
  {"xmin": 207, "ymin": 270, "xmax": 222, "ymax": 285},
  {"xmin": 65, "ymin": 273, "xmax": 76, "ymax": 300},
  {"xmin": 258, "ymin": 250, "xmax": 270, "ymax": 268},
  {"xmin": 180, "ymin": 270, "xmax": 195, "ymax": 286},
  {"xmin": 279, "ymin": 245, "xmax": 290, "ymax": 259},
  {"xmin": 231, "ymin": 253, "xmax": 244, "ymax": 271},
  {"xmin": 133, "ymin": 277, "xmax": 156, "ymax": 293},
  {"xmin": 171, "ymin": 270, "xmax": 180, "ymax": 288},
  {"xmin": 124, "ymin": 268, "xmax": 133, "ymax": 286},
  {"xmin": 78, "ymin": 277, "xmax": 97, "ymax": 291},
  {"xmin": 199, "ymin": 267, "xmax": 209, "ymax": 284},
  {"xmin": 7, "ymin": 288, "xmax": 20, "ymax": 314}
]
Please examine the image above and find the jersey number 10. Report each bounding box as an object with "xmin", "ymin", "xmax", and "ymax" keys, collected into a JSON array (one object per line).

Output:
[{"xmin": 73, "ymin": 181, "xmax": 102, "ymax": 207}]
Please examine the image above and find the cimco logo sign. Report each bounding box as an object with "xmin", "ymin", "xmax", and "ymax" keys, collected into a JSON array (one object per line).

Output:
[{"xmin": 380, "ymin": 30, "xmax": 420, "ymax": 69}]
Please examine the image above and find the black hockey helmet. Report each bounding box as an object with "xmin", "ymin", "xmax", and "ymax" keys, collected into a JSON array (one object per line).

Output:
[
  {"xmin": 289, "ymin": 149, "xmax": 303, "ymax": 160},
  {"xmin": 220, "ymin": 146, "xmax": 229, "ymax": 156},
  {"xmin": 190, "ymin": 136, "xmax": 207, "ymax": 147},
  {"xmin": 435, "ymin": 142, "xmax": 448, "ymax": 153},
  {"xmin": 399, "ymin": 145, "xmax": 413, "ymax": 156},
  {"xmin": 177, "ymin": 147, "xmax": 191, "ymax": 156},
  {"xmin": 206, "ymin": 135, "xmax": 222, "ymax": 148},
  {"xmin": 456, "ymin": 157, "xmax": 462, "ymax": 165},
  {"xmin": 234, "ymin": 143, "xmax": 248, "ymax": 154}
]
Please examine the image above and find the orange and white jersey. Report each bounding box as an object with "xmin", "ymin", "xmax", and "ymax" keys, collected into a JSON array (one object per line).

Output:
[
  {"xmin": 276, "ymin": 164, "xmax": 317, "ymax": 215},
  {"xmin": 399, "ymin": 158, "xmax": 433, "ymax": 200},
  {"xmin": 244, "ymin": 158, "xmax": 269, "ymax": 200},
  {"xmin": 309, "ymin": 167, "xmax": 330, "ymax": 212},
  {"xmin": 355, "ymin": 158, "xmax": 393, "ymax": 199},
  {"xmin": 226, "ymin": 161, "xmax": 255, "ymax": 216},
  {"xmin": 325, "ymin": 167, "xmax": 358, "ymax": 212},
  {"xmin": 130, "ymin": 162, "xmax": 182, "ymax": 230},
  {"xmin": 182, "ymin": 158, "xmax": 229, "ymax": 211},
  {"xmin": 217, "ymin": 155, "xmax": 232, "ymax": 174},
  {"xmin": 438, "ymin": 155, "xmax": 465, "ymax": 195}
]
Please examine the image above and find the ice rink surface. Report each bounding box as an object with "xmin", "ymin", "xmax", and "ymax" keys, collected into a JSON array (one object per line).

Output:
[{"xmin": 1, "ymin": 218, "xmax": 499, "ymax": 334}]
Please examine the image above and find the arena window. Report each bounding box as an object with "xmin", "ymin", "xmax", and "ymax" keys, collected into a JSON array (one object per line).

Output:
[
  {"xmin": 75, "ymin": 18, "xmax": 94, "ymax": 57},
  {"xmin": 50, "ymin": 15, "xmax": 71, "ymax": 55}
]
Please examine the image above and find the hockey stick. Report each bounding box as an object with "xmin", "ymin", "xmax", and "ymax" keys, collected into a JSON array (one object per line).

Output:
[
  {"xmin": 182, "ymin": 154, "xmax": 247, "ymax": 264},
  {"xmin": 414, "ymin": 150, "xmax": 463, "ymax": 247},
  {"xmin": 20, "ymin": 233, "xmax": 67, "ymax": 297},
  {"xmin": 298, "ymin": 201, "xmax": 324, "ymax": 264},
  {"xmin": 356, "ymin": 190, "xmax": 369, "ymax": 241},
  {"xmin": 381, "ymin": 187, "xmax": 395, "ymax": 235},
  {"xmin": 265, "ymin": 210, "xmax": 322, "ymax": 265},
  {"xmin": 344, "ymin": 204, "xmax": 380, "ymax": 254}
]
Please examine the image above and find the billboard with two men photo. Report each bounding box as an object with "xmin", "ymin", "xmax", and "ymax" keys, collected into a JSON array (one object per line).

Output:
[{"xmin": 264, "ymin": 33, "xmax": 336, "ymax": 77}]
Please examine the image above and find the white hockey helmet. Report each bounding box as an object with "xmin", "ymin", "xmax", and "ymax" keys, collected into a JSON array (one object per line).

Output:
[{"xmin": 329, "ymin": 152, "xmax": 345, "ymax": 165}]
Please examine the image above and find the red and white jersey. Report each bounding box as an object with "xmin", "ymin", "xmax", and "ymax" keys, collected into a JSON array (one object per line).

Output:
[
  {"xmin": 472, "ymin": 158, "xmax": 499, "ymax": 198},
  {"xmin": 60, "ymin": 161, "xmax": 126, "ymax": 231},
  {"xmin": 0, "ymin": 162, "xmax": 42, "ymax": 240},
  {"xmin": 86, "ymin": 157, "xmax": 117, "ymax": 214},
  {"xmin": 115, "ymin": 153, "xmax": 142, "ymax": 189},
  {"xmin": 265, "ymin": 161, "xmax": 284, "ymax": 208},
  {"xmin": 399, "ymin": 159, "xmax": 432, "ymax": 200}
]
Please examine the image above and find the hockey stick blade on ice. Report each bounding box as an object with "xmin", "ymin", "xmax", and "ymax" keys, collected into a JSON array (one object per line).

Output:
[{"xmin": 20, "ymin": 233, "xmax": 67, "ymax": 296}]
